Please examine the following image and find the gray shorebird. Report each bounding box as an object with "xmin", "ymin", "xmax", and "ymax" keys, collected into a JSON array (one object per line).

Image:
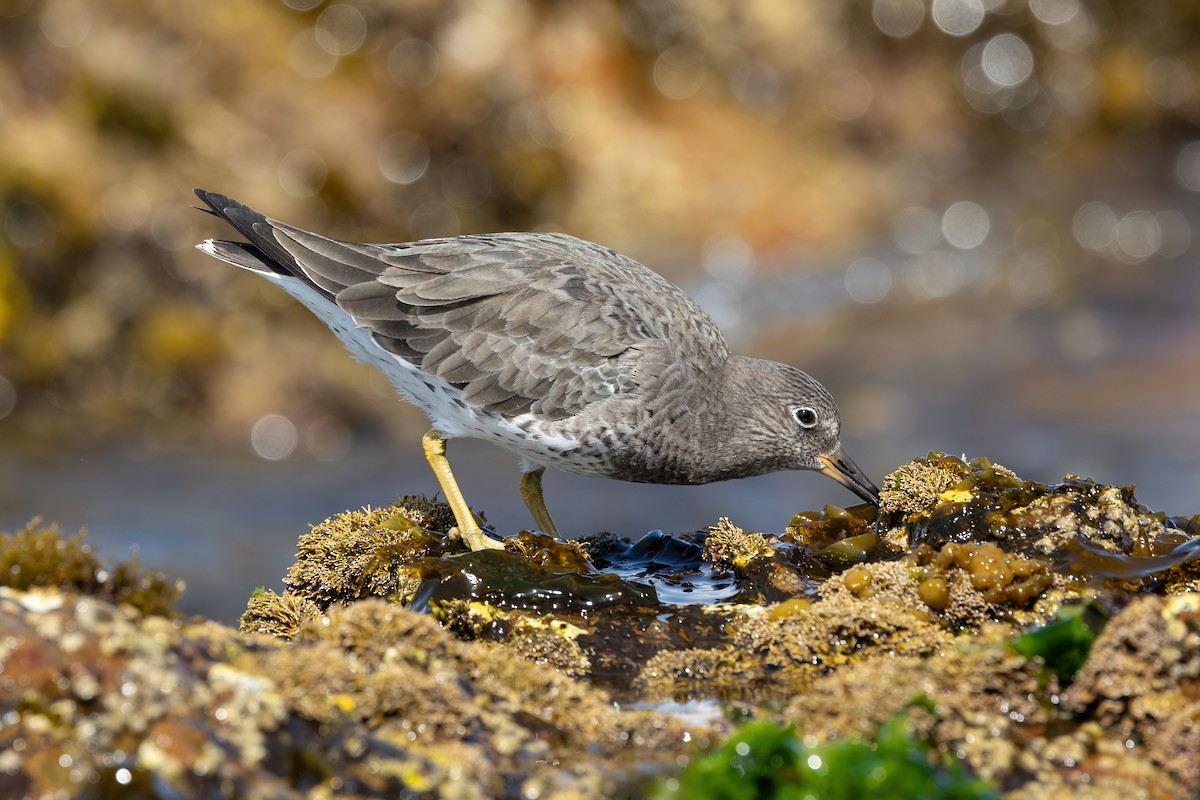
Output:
[{"xmin": 194, "ymin": 190, "xmax": 879, "ymax": 551}]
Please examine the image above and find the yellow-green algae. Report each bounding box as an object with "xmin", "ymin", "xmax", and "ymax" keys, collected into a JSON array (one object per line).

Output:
[
  {"xmin": 239, "ymin": 588, "xmax": 321, "ymax": 640},
  {"xmin": 431, "ymin": 598, "xmax": 591, "ymax": 677},
  {"xmin": 283, "ymin": 497, "xmax": 457, "ymax": 609},
  {"xmin": 702, "ymin": 517, "xmax": 774, "ymax": 570}
]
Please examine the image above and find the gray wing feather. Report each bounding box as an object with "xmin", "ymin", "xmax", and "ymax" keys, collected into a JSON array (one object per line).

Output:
[{"xmin": 194, "ymin": 190, "xmax": 728, "ymax": 419}]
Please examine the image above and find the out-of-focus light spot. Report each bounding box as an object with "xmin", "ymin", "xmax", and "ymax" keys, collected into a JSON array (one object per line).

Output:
[
  {"xmin": 378, "ymin": 131, "xmax": 430, "ymax": 185},
  {"xmin": 250, "ymin": 414, "xmax": 298, "ymax": 461},
  {"xmin": 101, "ymin": 183, "xmax": 150, "ymax": 232},
  {"xmin": 1154, "ymin": 209, "xmax": 1192, "ymax": 258},
  {"xmin": 845, "ymin": 257, "xmax": 892, "ymax": 304},
  {"xmin": 1174, "ymin": 142, "xmax": 1200, "ymax": 192},
  {"xmin": 931, "ymin": 0, "xmax": 984, "ymax": 37},
  {"xmin": 961, "ymin": 59, "xmax": 1004, "ymax": 114},
  {"xmin": 40, "ymin": 0, "xmax": 91, "ymax": 48},
  {"xmin": 0, "ymin": 376, "xmax": 16, "ymax": 421},
  {"xmin": 654, "ymin": 46, "xmax": 705, "ymax": 100},
  {"xmin": 442, "ymin": 7, "xmax": 509, "ymax": 74},
  {"xmin": 315, "ymin": 4, "xmax": 367, "ymax": 56},
  {"xmin": 409, "ymin": 201, "xmax": 460, "ymax": 239},
  {"xmin": 873, "ymin": 0, "xmax": 925, "ymax": 38},
  {"xmin": 5, "ymin": 201, "xmax": 52, "ymax": 249},
  {"xmin": 1013, "ymin": 219, "xmax": 1059, "ymax": 265},
  {"xmin": 1030, "ymin": 0, "xmax": 1079, "ymax": 25},
  {"xmin": 388, "ymin": 39, "xmax": 439, "ymax": 90},
  {"xmin": 1145, "ymin": 56, "xmax": 1194, "ymax": 109},
  {"xmin": 819, "ymin": 68, "xmax": 873, "ymax": 121},
  {"xmin": 288, "ymin": 28, "xmax": 338, "ymax": 79},
  {"xmin": 114, "ymin": 768, "xmax": 132, "ymax": 786},
  {"xmin": 1072, "ymin": 201, "xmax": 1117, "ymax": 252},
  {"xmin": 942, "ymin": 202, "xmax": 990, "ymax": 249},
  {"xmin": 149, "ymin": 205, "xmax": 196, "ymax": 252},
  {"xmin": 278, "ymin": 149, "xmax": 327, "ymax": 198},
  {"xmin": 702, "ymin": 236, "xmax": 755, "ymax": 282},
  {"xmin": 1114, "ymin": 210, "xmax": 1161, "ymax": 263},
  {"xmin": 893, "ymin": 207, "xmax": 941, "ymax": 255},
  {"xmin": 282, "ymin": 0, "xmax": 322, "ymax": 9},
  {"xmin": 982, "ymin": 34, "xmax": 1034, "ymax": 87},
  {"xmin": 1057, "ymin": 312, "xmax": 1109, "ymax": 363}
]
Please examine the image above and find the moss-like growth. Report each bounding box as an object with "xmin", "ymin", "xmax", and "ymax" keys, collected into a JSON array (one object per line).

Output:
[
  {"xmin": 879, "ymin": 453, "xmax": 1023, "ymax": 517},
  {"xmin": 284, "ymin": 500, "xmax": 450, "ymax": 609},
  {"xmin": 0, "ymin": 519, "xmax": 180, "ymax": 615},
  {"xmin": 240, "ymin": 589, "xmax": 322, "ymax": 640},
  {"xmin": 702, "ymin": 517, "xmax": 774, "ymax": 570}
]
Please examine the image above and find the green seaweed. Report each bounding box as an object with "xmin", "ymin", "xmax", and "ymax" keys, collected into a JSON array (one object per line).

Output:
[
  {"xmin": 1007, "ymin": 603, "xmax": 1106, "ymax": 684},
  {"xmin": 655, "ymin": 714, "xmax": 999, "ymax": 800}
]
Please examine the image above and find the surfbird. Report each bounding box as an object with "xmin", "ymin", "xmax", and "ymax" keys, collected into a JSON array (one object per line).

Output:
[{"xmin": 194, "ymin": 189, "xmax": 879, "ymax": 551}]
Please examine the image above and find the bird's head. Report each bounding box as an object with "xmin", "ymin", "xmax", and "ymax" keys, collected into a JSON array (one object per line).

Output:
[{"xmin": 728, "ymin": 358, "xmax": 880, "ymax": 504}]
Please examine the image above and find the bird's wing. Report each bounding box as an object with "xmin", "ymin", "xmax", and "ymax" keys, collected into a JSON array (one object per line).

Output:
[{"xmin": 195, "ymin": 190, "xmax": 728, "ymax": 419}]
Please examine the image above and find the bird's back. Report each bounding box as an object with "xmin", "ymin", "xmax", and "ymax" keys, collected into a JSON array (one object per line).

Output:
[{"xmin": 195, "ymin": 190, "xmax": 729, "ymax": 424}]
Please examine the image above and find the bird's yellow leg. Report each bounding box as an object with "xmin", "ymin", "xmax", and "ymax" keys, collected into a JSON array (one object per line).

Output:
[
  {"xmin": 421, "ymin": 430, "xmax": 504, "ymax": 551},
  {"xmin": 519, "ymin": 467, "xmax": 560, "ymax": 538}
]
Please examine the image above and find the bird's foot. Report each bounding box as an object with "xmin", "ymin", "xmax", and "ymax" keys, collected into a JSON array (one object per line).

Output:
[{"xmin": 451, "ymin": 525, "xmax": 507, "ymax": 552}]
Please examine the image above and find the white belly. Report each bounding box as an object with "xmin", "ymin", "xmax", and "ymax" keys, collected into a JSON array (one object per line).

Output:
[{"xmin": 258, "ymin": 273, "xmax": 611, "ymax": 473}]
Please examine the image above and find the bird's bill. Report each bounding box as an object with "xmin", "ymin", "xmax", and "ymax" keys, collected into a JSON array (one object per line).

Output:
[{"xmin": 817, "ymin": 447, "xmax": 881, "ymax": 505}]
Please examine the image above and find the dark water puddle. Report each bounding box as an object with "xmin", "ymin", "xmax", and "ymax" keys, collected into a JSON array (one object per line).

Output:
[
  {"xmin": 586, "ymin": 530, "xmax": 745, "ymax": 606},
  {"xmin": 408, "ymin": 549, "xmax": 659, "ymax": 613},
  {"xmin": 408, "ymin": 529, "xmax": 748, "ymax": 615}
]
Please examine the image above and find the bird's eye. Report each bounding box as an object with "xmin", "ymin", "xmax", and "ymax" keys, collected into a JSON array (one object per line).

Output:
[{"xmin": 793, "ymin": 406, "xmax": 818, "ymax": 429}]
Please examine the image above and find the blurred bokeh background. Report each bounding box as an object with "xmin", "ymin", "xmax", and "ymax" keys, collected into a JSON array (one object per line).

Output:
[{"xmin": 2, "ymin": 0, "xmax": 1199, "ymax": 619}]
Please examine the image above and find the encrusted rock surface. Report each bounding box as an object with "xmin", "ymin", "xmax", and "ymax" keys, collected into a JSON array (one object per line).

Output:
[{"xmin": 3, "ymin": 453, "xmax": 1198, "ymax": 798}]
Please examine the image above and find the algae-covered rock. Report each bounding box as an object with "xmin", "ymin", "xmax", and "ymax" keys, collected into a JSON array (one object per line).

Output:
[
  {"xmin": 0, "ymin": 584, "xmax": 707, "ymax": 799},
  {"xmin": 283, "ymin": 499, "xmax": 454, "ymax": 609},
  {"xmin": 239, "ymin": 587, "xmax": 321, "ymax": 639},
  {"xmin": 0, "ymin": 519, "xmax": 181, "ymax": 615},
  {"xmin": 702, "ymin": 517, "xmax": 774, "ymax": 570},
  {"xmin": 9, "ymin": 447, "xmax": 1200, "ymax": 799}
]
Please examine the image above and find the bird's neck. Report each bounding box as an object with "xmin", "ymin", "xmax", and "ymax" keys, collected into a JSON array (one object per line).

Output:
[{"xmin": 632, "ymin": 355, "xmax": 788, "ymax": 484}]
